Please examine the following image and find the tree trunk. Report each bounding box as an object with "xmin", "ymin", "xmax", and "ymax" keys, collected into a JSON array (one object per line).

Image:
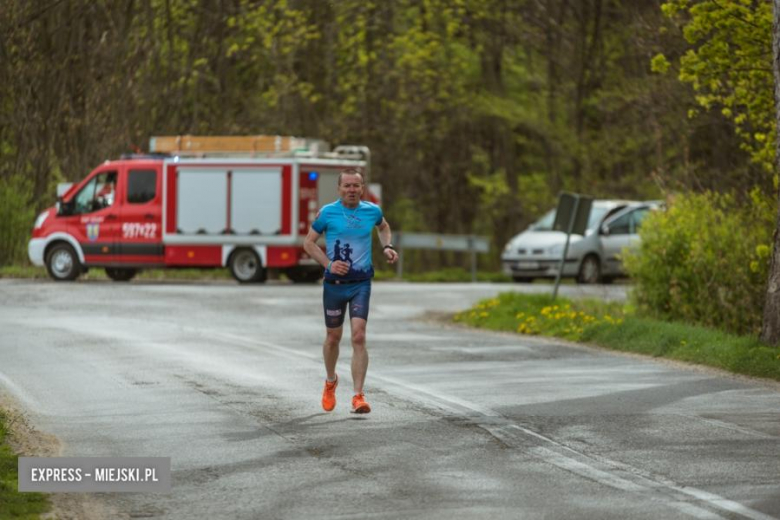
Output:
[{"xmin": 760, "ymin": 0, "xmax": 780, "ymax": 345}]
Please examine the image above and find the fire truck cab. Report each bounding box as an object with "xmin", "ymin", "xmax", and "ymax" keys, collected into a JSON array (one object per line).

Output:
[{"xmin": 28, "ymin": 135, "xmax": 375, "ymax": 283}]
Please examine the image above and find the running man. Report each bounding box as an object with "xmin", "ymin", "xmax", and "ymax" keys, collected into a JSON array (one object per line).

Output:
[{"xmin": 303, "ymin": 168, "xmax": 398, "ymax": 414}]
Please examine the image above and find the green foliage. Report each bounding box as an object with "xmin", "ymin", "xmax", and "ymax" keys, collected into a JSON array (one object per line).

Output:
[
  {"xmin": 517, "ymin": 173, "xmax": 557, "ymax": 223},
  {"xmin": 0, "ymin": 175, "xmax": 35, "ymax": 266},
  {"xmin": 224, "ymin": 0, "xmax": 322, "ymax": 117},
  {"xmin": 582, "ymin": 316, "xmax": 780, "ymax": 380},
  {"xmin": 650, "ymin": 53, "xmax": 671, "ymax": 74},
  {"xmin": 623, "ymin": 191, "xmax": 774, "ymax": 335},
  {"xmin": 0, "ymin": 411, "xmax": 50, "ymax": 519},
  {"xmin": 660, "ymin": 0, "xmax": 775, "ymax": 178},
  {"xmin": 0, "ymin": 0, "xmax": 765, "ymax": 272},
  {"xmin": 386, "ymin": 196, "xmax": 426, "ymax": 233},
  {"xmin": 0, "ymin": 265, "xmax": 48, "ymax": 279},
  {"xmin": 466, "ymin": 168, "xmax": 512, "ymax": 233},
  {"xmin": 454, "ymin": 293, "xmax": 626, "ymax": 341},
  {"xmin": 455, "ymin": 292, "xmax": 780, "ymax": 381}
]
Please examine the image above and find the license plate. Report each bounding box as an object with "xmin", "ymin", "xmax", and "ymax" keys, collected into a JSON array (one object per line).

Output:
[{"xmin": 515, "ymin": 261, "xmax": 539, "ymax": 270}]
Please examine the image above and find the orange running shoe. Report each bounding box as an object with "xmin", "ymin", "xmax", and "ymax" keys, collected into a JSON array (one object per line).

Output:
[
  {"xmin": 351, "ymin": 393, "xmax": 371, "ymax": 414},
  {"xmin": 322, "ymin": 376, "xmax": 338, "ymax": 412}
]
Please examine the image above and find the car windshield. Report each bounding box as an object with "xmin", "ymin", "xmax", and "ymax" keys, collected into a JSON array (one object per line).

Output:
[
  {"xmin": 530, "ymin": 205, "xmax": 613, "ymax": 232},
  {"xmin": 587, "ymin": 206, "xmax": 612, "ymax": 229},
  {"xmin": 529, "ymin": 209, "xmax": 556, "ymax": 231}
]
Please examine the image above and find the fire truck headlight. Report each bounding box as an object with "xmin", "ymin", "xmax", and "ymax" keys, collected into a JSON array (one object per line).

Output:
[{"xmin": 34, "ymin": 210, "xmax": 50, "ymax": 229}]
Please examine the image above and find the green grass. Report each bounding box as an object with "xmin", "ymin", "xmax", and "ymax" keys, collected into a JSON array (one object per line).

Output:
[
  {"xmin": 0, "ymin": 265, "xmax": 234, "ymax": 281},
  {"xmin": 135, "ymin": 268, "xmax": 233, "ymax": 281},
  {"xmin": 0, "ymin": 411, "xmax": 50, "ymax": 519},
  {"xmin": 0, "ymin": 265, "xmax": 49, "ymax": 279},
  {"xmin": 454, "ymin": 292, "xmax": 780, "ymax": 381}
]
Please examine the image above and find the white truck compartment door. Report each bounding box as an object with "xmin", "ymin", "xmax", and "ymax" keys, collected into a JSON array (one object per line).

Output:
[
  {"xmin": 316, "ymin": 169, "xmax": 341, "ymax": 209},
  {"xmin": 231, "ymin": 168, "xmax": 282, "ymax": 234},
  {"xmin": 177, "ymin": 168, "xmax": 228, "ymax": 234}
]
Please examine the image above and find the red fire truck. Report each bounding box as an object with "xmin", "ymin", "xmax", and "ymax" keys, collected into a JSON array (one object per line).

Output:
[{"xmin": 28, "ymin": 135, "xmax": 376, "ymax": 283}]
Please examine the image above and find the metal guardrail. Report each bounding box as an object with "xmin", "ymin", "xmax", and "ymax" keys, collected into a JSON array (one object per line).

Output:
[{"xmin": 394, "ymin": 232, "xmax": 490, "ymax": 282}]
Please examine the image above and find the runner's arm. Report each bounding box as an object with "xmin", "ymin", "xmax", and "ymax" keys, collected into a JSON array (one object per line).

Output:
[
  {"xmin": 377, "ymin": 218, "xmax": 392, "ymax": 248},
  {"xmin": 303, "ymin": 228, "xmax": 330, "ymax": 269},
  {"xmin": 377, "ymin": 218, "xmax": 398, "ymax": 264}
]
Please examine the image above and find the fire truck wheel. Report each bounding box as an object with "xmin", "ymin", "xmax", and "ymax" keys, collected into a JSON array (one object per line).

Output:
[
  {"xmin": 45, "ymin": 243, "xmax": 82, "ymax": 281},
  {"xmin": 105, "ymin": 268, "xmax": 137, "ymax": 282},
  {"xmin": 229, "ymin": 248, "xmax": 266, "ymax": 283},
  {"xmin": 286, "ymin": 266, "xmax": 322, "ymax": 284}
]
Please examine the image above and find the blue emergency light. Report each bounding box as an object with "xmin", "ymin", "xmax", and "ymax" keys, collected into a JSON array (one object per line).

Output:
[{"xmin": 308, "ymin": 171, "xmax": 319, "ymax": 181}]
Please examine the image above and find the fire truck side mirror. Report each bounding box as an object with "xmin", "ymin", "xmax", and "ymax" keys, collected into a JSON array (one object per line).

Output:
[{"xmin": 57, "ymin": 197, "xmax": 74, "ymax": 216}]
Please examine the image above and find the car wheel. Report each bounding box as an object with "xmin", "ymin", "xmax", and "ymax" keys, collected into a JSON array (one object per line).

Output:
[
  {"xmin": 229, "ymin": 248, "xmax": 266, "ymax": 283},
  {"xmin": 577, "ymin": 255, "xmax": 601, "ymax": 284},
  {"xmin": 512, "ymin": 276, "xmax": 534, "ymax": 283},
  {"xmin": 105, "ymin": 268, "xmax": 137, "ymax": 282},
  {"xmin": 45, "ymin": 243, "xmax": 82, "ymax": 281}
]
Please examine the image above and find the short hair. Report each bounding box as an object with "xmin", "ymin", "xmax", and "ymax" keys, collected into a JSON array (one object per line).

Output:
[{"xmin": 338, "ymin": 168, "xmax": 364, "ymax": 185}]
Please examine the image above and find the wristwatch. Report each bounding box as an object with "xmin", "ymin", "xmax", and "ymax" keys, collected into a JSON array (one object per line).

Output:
[{"xmin": 383, "ymin": 244, "xmax": 396, "ymax": 251}]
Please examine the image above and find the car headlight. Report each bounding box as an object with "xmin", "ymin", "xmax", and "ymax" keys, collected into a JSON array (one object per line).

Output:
[
  {"xmin": 34, "ymin": 210, "xmax": 50, "ymax": 229},
  {"xmin": 504, "ymin": 242, "xmax": 513, "ymax": 253},
  {"xmin": 548, "ymin": 244, "xmax": 564, "ymax": 255}
]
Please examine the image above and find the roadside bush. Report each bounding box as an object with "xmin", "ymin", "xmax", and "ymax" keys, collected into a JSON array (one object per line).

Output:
[
  {"xmin": 623, "ymin": 190, "xmax": 773, "ymax": 336},
  {"xmin": 0, "ymin": 175, "xmax": 35, "ymax": 266}
]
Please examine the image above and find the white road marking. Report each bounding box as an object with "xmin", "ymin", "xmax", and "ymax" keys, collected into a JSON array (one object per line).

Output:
[{"xmin": 204, "ymin": 330, "xmax": 777, "ymax": 520}]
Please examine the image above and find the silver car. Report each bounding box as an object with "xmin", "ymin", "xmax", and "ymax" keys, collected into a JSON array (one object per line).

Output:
[{"xmin": 501, "ymin": 200, "xmax": 658, "ymax": 283}]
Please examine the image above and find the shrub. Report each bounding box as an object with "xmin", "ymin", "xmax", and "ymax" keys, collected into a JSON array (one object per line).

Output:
[
  {"xmin": 623, "ymin": 190, "xmax": 773, "ymax": 336},
  {"xmin": 0, "ymin": 175, "xmax": 35, "ymax": 266}
]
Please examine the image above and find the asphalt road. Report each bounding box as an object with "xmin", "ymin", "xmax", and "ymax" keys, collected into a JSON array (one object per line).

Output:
[{"xmin": 1, "ymin": 279, "xmax": 778, "ymax": 520}]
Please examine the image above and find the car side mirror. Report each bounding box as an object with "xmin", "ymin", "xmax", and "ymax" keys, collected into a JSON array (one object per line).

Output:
[
  {"xmin": 600, "ymin": 224, "xmax": 610, "ymax": 236},
  {"xmin": 57, "ymin": 197, "xmax": 74, "ymax": 216}
]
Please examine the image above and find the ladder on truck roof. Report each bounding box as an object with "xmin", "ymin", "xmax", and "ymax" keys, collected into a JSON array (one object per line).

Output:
[{"xmin": 148, "ymin": 135, "xmax": 369, "ymax": 162}]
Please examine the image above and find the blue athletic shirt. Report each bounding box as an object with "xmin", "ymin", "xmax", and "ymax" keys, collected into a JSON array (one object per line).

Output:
[{"xmin": 312, "ymin": 200, "xmax": 384, "ymax": 281}]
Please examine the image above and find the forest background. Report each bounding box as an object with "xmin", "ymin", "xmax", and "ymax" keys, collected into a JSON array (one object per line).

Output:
[{"xmin": 1, "ymin": 0, "xmax": 778, "ymax": 338}]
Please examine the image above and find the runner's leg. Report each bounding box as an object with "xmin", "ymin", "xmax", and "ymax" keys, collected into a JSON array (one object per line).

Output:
[
  {"xmin": 350, "ymin": 317, "xmax": 368, "ymax": 394},
  {"xmin": 348, "ymin": 280, "xmax": 372, "ymax": 394},
  {"xmin": 323, "ymin": 283, "xmax": 348, "ymax": 380},
  {"xmin": 324, "ymin": 326, "xmax": 342, "ymax": 380}
]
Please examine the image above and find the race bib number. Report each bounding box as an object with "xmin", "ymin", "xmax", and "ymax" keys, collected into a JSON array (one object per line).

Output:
[{"xmin": 122, "ymin": 223, "xmax": 157, "ymax": 239}]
